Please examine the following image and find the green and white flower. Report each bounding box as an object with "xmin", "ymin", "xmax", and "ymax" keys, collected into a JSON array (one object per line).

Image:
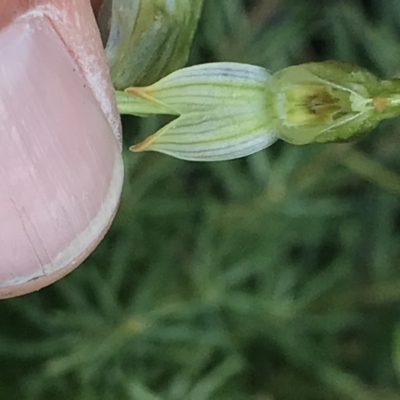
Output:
[
  {"xmin": 117, "ymin": 63, "xmax": 277, "ymax": 161},
  {"xmin": 117, "ymin": 61, "xmax": 400, "ymax": 162}
]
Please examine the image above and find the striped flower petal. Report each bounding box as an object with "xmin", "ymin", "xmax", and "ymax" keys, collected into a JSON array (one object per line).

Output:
[{"xmin": 121, "ymin": 63, "xmax": 278, "ymax": 161}]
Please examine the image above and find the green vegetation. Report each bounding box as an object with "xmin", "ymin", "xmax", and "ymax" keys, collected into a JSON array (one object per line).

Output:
[{"xmin": 3, "ymin": 1, "xmax": 400, "ymax": 399}]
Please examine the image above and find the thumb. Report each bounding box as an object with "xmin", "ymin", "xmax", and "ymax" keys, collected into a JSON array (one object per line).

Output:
[{"xmin": 0, "ymin": 0, "xmax": 124, "ymax": 298}]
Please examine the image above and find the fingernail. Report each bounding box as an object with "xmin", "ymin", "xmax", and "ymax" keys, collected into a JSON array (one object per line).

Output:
[{"xmin": 0, "ymin": 16, "xmax": 124, "ymax": 298}]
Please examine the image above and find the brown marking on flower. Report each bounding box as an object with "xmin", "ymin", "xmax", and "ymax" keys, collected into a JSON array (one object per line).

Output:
[
  {"xmin": 125, "ymin": 87, "xmax": 154, "ymax": 101},
  {"xmin": 306, "ymin": 91, "xmax": 340, "ymax": 116},
  {"xmin": 373, "ymin": 97, "xmax": 388, "ymax": 112}
]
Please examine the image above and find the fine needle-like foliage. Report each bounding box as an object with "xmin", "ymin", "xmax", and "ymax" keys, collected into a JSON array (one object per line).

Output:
[{"xmin": 3, "ymin": 1, "xmax": 400, "ymax": 400}]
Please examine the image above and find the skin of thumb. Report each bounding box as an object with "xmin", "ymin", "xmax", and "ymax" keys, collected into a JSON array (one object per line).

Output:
[
  {"xmin": 0, "ymin": 0, "xmax": 124, "ymax": 299},
  {"xmin": 1, "ymin": 0, "xmax": 120, "ymax": 139}
]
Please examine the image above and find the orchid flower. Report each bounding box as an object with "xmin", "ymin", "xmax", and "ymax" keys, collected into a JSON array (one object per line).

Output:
[{"xmin": 118, "ymin": 61, "xmax": 400, "ymax": 161}]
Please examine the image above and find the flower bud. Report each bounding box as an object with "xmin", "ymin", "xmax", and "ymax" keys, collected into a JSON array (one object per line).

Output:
[{"xmin": 98, "ymin": 0, "xmax": 204, "ymax": 89}]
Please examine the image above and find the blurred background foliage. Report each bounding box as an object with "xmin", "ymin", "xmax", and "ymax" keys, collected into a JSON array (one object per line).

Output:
[{"xmin": 3, "ymin": 0, "xmax": 400, "ymax": 399}]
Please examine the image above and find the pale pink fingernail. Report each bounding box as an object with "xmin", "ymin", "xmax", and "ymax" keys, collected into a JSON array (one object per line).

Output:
[{"xmin": 0, "ymin": 16, "xmax": 124, "ymax": 298}]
